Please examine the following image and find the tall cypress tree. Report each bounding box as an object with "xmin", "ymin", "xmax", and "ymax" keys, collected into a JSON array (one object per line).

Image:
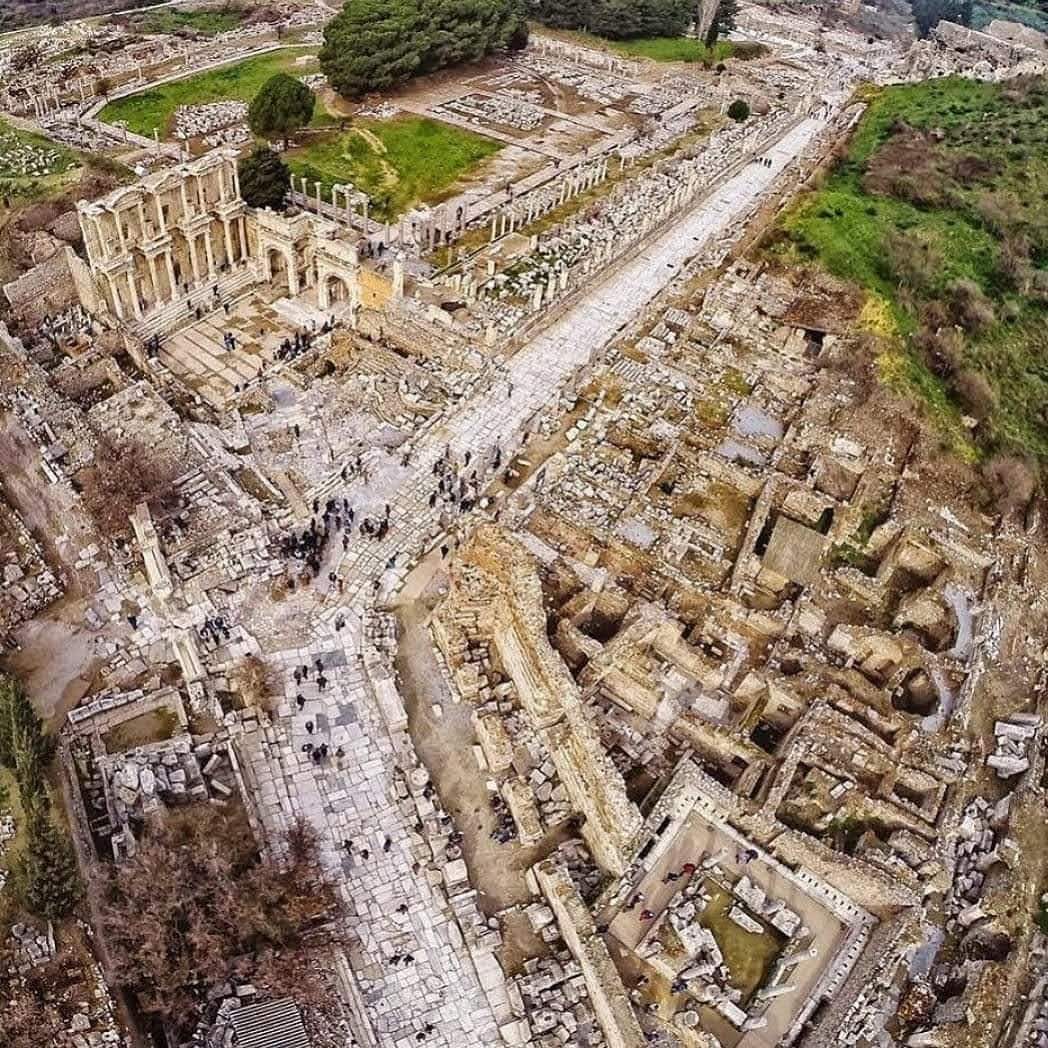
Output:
[
  {"xmin": 0, "ymin": 674, "xmax": 50, "ymax": 800},
  {"xmin": 18, "ymin": 807, "xmax": 82, "ymax": 921}
]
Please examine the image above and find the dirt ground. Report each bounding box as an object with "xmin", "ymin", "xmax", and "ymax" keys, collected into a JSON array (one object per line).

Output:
[{"xmin": 392, "ymin": 565, "xmax": 574, "ymax": 972}]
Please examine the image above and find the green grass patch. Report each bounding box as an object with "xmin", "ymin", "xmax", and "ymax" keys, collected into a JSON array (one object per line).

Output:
[
  {"xmin": 120, "ymin": 6, "xmax": 248, "ymax": 36},
  {"xmin": 700, "ymin": 880, "xmax": 784, "ymax": 1001},
  {"xmin": 99, "ymin": 47, "xmax": 319, "ymax": 138},
  {"xmin": 286, "ymin": 116, "xmax": 502, "ymax": 222},
  {"xmin": 609, "ymin": 36, "xmax": 734, "ymax": 64},
  {"xmin": 769, "ymin": 75, "xmax": 1048, "ymax": 462},
  {"xmin": 0, "ymin": 120, "xmax": 81, "ymax": 202}
]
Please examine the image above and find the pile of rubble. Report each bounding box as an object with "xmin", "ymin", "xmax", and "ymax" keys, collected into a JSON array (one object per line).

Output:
[
  {"xmin": 515, "ymin": 946, "xmax": 608, "ymax": 1046},
  {"xmin": 0, "ymin": 127, "xmax": 74, "ymax": 180},
  {"xmin": 6, "ymin": 921, "xmax": 56, "ymax": 972},
  {"xmin": 439, "ymin": 91, "xmax": 546, "ymax": 131},
  {"xmin": 987, "ymin": 713, "xmax": 1040, "ymax": 779},
  {"xmin": 174, "ymin": 101, "xmax": 249, "ymax": 141},
  {"xmin": 0, "ymin": 501, "xmax": 62, "ymax": 635},
  {"xmin": 948, "ymin": 797, "xmax": 1009, "ymax": 914}
]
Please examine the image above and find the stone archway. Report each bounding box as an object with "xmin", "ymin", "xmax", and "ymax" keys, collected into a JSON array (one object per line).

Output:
[
  {"xmin": 326, "ymin": 273, "xmax": 350, "ymax": 304},
  {"xmin": 267, "ymin": 247, "xmax": 289, "ymax": 290},
  {"xmin": 317, "ymin": 264, "xmax": 358, "ymax": 311}
]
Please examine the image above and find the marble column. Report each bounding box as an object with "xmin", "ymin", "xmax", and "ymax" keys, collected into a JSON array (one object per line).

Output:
[
  {"xmin": 202, "ymin": 229, "xmax": 216, "ymax": 281},
  {"xmin": 126, "ymin": 268, "xmax": 143, "ymax": 319},
  {"xmin": 146, "ymin": 254, "xmax": 160, "ymax": 310},
  {"xmin": 105, "ymin": 274, "xmax": 124, "ymax": 320},
  {"xmin": 164, "ymin": 249, "xmax": 177, "ymax": 302},
  {"xmin": 188, "ymin": 236, "xmax": 201, "ymax": 285},
  {"xmin": 223, "ymin": 220, "xmax": 235, "ymax": 268}
]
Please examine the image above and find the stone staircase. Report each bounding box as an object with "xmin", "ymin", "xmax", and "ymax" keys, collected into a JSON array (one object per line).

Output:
[{"xmin": 133, "ymin": 265, "xmax": 259, "ymax": 340}]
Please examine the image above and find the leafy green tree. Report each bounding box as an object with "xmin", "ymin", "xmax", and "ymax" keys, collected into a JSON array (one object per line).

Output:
[
  {"xmin": 421, "ymin": 0, "xmax": 525, "ymax": 72},
  {"xmin": 911, "ymin": 0, "xmax": 966, "ymax": 37},
  {"xmin": 248, "ymin": 73, "xmax": 316, "ymax": 149},
  {"xmin": 237, "ymin": 147, "xmax": 292, "ymax": 210},
  {"xmin": 16, "ymin": 807, "xmax": 82, "ymax": 921},
  {"xmin": 532, "ymin": 0, "xmax": 594, "ymax": 28},
  {"xmin": 320, "ymin": 0, "xmax": 426, "ymax": 98},
  {"xmin": 727, "ymin": 98, "xmax": 750, "ymax": 121},
  {"xmin": 589, "ymin": 0, "xmax": 693, "ymax": 38},
  {"xmin": 705, "ymin": 0, "xmax": 738, "ymax": 44},
  {"xmin": 321, "ymin": 0, "xmax": 526, "ymax": 97}
]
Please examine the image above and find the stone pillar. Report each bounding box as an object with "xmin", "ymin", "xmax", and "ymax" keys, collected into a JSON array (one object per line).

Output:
[
  {"xmin": 154, "ymin": 192, "xmax": 167, "ymax": 233},
  {"xmin": 219, "ymin": 219, "xmax": 234, "ymax": 267},
  {"xmin": 146, "ymin": 254, "xmax": 160, "ymax": 310},
  {"xmin": 105, "ymin": 274, "xmax": 124, "ymax": 320},
  {"xmin": 315, "ymin": 180, "xmax": 323, "ymax": 214},
  {"xmin": 203, "ymin": 230, "xmax": 216, "ymax": 282},
  {"xmin": 164, "ymin": 249, "xmax": 177, "ymax": 302},
  {"xmin": 113, "ymin": 209, "xmax": 127, "ymax": 253},
  {"xmin": 180, "ymin": 182, "xmax": 191, "ymax": 220},
  {"xmin": 137, "ymin": 200, "xmax": 148, "ymax": 240},
  {"xmin": 392, "ymin": 253, "xmax": 404, "ymax": 301},
  {"xmin": 287, "ymin": 252, "xmax": 300, "ymax": 296},
  {"xmin": 490, "ymin": 213, "xmax": 498, "ymax": 242},
  {"xmin": 233, "ymin": 161, "xmax": 242, "ymax": 200},
  {"xmin": 126, "ymin": 268, "xmax": 143, "ymax": 319},
  {"xmin": 188, "ymin": 236, "xmax": 202, "ymax": 285},
  {"xmin": 195, "ymin": 175, "xmax": 207, "ymax": 212}
]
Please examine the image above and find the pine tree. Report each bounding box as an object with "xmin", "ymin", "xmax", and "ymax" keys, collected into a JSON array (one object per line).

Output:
[
  {"xmin": 0, "ymin": 674, "xmax": 50, "ymax": 800},
  {"xmin": 237, "ymin": 147, "xmax": 292, "ymax": 211},
  {"xmin": 247, "ymin": 73, "xmax": 316, "ymax": 149},
  {"xmin": 320, "ymin": 0, "xmax": 526, "ymax": 97},
  {"xmin": 320, "ymin": 0, "xmax": 426, "ymax": 98},
  {"xmin": 18, "ymin": 807, "xmax": 82, "ymax": 922}
]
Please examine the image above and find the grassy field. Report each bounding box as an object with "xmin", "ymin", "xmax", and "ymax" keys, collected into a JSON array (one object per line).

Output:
[
  {"xmin": 0, "ymin": 120, "xmax": 81, "ymax": 201},
  {"xmin": 99, "ymin": 47, "xmax": 319, "ymax": 138},
  {"xmin": 609, "ymin": 36, "xmax": 734, "ymax": 63},
  {"xmin": 117, "ymin": 5, "xmax": 248, "ymax": 36},
  {"xmin": 771, "ymin": 76, "xmax": 1048, "ymax": 461},
  {"xmin": 286, "ymin": 116, "xmax": 502, "ymax": 222}
]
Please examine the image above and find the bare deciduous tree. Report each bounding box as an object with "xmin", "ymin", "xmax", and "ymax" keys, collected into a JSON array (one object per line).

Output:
[
  {"xmin": 98, "ymin": 809, "xmax": 341, "ymax": 1037},
  {"xmin": 78, "ymin": 435, "xmax": 179, "ymax": 537}
]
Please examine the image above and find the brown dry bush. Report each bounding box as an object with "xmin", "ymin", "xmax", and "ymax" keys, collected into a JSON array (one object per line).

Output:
[
  {"xmin": 914, "ymin": 323, "xmax": 965, "ymax": 378},
  {"xmin": 951, "ymin": 369, "xmax": 996, "ymax": 421},
  {"xmin": 884, "ymin": 230, "xmax": 943, "ymax": 294},
  {"xmin": 231, "ymin": 654, "xmax": 279, "ymax": 715},
  {"xmin": 948, "ymin": 279, "xmax": 996, "ymax": 335},
  {"xmin": 982, "ymin": 454, "xmax": 1037, "ymax": 515}
]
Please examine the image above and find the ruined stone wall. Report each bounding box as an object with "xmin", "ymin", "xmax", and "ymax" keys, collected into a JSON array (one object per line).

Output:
[
  {"xmin": 534, "ymin": 859, "xmax": 650, "ymax": 1048},
  {"xmin": 462, "ymin": 525, "xmax": 643, "ymax": 875},
  {"xmin": 66, "ymin": 244, "xmax": 103, "ymax": 316},
  {"xmin": 2, "ymin": 249, "xmax": 79, "ymax": 319}
]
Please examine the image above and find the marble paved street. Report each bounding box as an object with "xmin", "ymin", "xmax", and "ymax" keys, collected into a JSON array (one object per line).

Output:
[
  {"xmin": 323, "ymin": 115, "xmax": 832, "ymax": 604},
  {"xmin": 241, "ymin": 112, "xmax": 836, "ymax": 1048}
]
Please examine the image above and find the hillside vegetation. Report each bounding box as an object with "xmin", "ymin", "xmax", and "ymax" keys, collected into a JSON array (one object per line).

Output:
[{"xmin": 770, "ymin": 76, "xmax": 1048, "ymax": 463}]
